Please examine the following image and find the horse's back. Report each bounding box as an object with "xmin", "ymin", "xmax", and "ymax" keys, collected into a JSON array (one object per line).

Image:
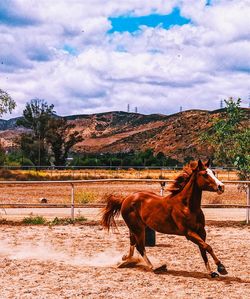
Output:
[
  {"xmin": 122, "ymin": 191, "xmax": 163, "ymax": 207},
  {"xmin": 121, "ymin": 191, "xmax": 172, "ymax": 227}
]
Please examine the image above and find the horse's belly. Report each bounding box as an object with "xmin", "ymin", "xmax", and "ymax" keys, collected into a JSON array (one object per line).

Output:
[
  {"xmin": 144, "ymin": 211, "xmax": 179, "ymax": 235},
  {"xmin": 152, "ymin": 221, "xmax": 181, "ymax": 235}
]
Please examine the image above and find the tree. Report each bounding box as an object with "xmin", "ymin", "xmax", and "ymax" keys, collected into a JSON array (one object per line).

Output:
[
  {"xmin": 19, "ymin": 133, "xmax": 48, "ymax": 166},
  {"xmin": 17, "ymin": 98, "xmax": 55, "ymax": 139},
  {"xmin": 17, "ymin": 99, "xmax": 55, "ymax": 166},
  {"xmin": 0, "ymin": 89, "xmax": 16, "ymax": 117},
  {"xmin": 0, "ymin": 89, "xmax": 16, "ymax": 165},
  {"xmin": 46, "ymin": 118, "xmax": 83, "ymax": 166},
  {"xmin": 0, "ymin": 143, "xmax": 6, "ymax": 165},
  {"xmin": 233, "ymin": 127, "xmax": 250, "ymax": 180},
  {"xmin": 201, "ymin": 97, "xmax": 250, "ymax": 180}
]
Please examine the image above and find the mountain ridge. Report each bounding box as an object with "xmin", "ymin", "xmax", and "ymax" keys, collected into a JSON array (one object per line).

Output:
[{"xmin": 0, "ymin": 108, "xmax": 249, "ymax": 161}]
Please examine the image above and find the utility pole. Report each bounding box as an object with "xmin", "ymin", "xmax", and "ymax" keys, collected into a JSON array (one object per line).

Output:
[
  {"xmin": 38, "ymin": 133, "xmax": 41, "ymax": 166},
  {"xmin": 220, "ymin": 99, "xmax": 223, "ymax": 109},
  {"xmin": 38, "ymin": 120, "xmax": 41, "ymax": 167},
  {"xmin": 180, "ymin": 106, "xmax": 182, "ymax": 112},
  {"xmin": 127, "ymin": 104, "xmax": 130, "ymax": 113},
  {"xmin": 135, "ymin": 106, "xmax": 138, "ymax": 113}
]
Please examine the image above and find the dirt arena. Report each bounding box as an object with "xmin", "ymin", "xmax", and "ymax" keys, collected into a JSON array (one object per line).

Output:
[{"xmin": 0, "ymin": 223, "xmax": 249, "ymax": 299}]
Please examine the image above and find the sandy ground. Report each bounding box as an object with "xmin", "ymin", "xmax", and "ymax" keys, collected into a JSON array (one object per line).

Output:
[{"xmin": 0, "ymin": 224, "xmax": 249, "ymax": 299}]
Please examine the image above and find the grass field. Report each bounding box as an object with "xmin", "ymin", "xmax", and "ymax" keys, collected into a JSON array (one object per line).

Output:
[{"xmin": 0, "ymin": 167, "xmax": 239, "ymax": 181}]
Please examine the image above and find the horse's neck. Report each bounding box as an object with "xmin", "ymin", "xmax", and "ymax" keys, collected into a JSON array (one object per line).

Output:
[{"xmin": 181, "ymin": 172, "xmax": 202, "ymax": 211}]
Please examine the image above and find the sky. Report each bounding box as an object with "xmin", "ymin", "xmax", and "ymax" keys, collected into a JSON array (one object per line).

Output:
[{"xmin": 0, "ymin": 0, "xmax": 250, "ymax": 119}]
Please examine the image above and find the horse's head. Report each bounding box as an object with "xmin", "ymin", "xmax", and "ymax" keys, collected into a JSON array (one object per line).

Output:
[{"xmin": 194, "ymin": 159, "xmax": 225, "ymax": 194}]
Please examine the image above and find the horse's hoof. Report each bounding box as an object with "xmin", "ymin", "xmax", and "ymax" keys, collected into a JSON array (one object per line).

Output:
[
  {"xmin": 117, "ymin": 258, "xmax": 140, "ymax": 268},
  {"xmin": 217, "ymin": 263, "xmax": 228, "ymax": 275},
  {"xmin": 210, "ymin": 272, "xmax": 219, "ymax": 278},
  {"xmin": 153, "ymin": 264, "xmax": 167, "ymax": 274}
]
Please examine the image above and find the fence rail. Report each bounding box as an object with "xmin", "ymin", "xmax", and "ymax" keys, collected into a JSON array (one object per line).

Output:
[
  {"xmin": 0, "ymin": 203, "xmax": 249, "ymax": 209},
  {"xmin": 0, "ymin": 179, "xmax": 249, "ymax": 223}
]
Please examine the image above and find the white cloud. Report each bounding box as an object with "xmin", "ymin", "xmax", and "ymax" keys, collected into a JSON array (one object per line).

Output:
[
  {"xmin": 0, "ymin": 0, "xmax": 250, "ymax": 119},
  {"xmin": 181, "ymin": 0, "xmax": 250, "ymax": 42}
]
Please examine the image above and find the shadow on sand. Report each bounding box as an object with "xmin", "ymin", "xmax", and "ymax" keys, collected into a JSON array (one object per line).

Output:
[
  {"xmin": 162, "ymin": 269, "xmax": 250, "ymax": 284},
  {"xmin": 117, "ymin": 259, "xmax": 249, "ymax": 284}
]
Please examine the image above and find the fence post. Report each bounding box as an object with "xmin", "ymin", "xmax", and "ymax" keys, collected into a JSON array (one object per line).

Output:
[
  {"xmin": 160, "ymin": 182, "xmax": 166, "ymax": 196},
  {"xmin": 145, "ymin": 226, "xmax": 156, "ymax": 247},
  {"xmin": 247, "ymin": 184, "xmax": 250, "ymax": 224},
  {"xmin": 71, "ymin": 183, "xmax": 75, "ymax": 220}
]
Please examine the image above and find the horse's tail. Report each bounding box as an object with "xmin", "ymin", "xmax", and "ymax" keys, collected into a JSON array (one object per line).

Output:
[{"xmin": 101, "ymin": 194, "xmax": 124, "ymax": 231}]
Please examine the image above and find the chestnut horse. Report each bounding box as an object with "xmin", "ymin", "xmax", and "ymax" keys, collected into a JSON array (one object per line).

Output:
[{"xmin": 101, "ymin": 160, "xmax": 228, "ymax": 278}]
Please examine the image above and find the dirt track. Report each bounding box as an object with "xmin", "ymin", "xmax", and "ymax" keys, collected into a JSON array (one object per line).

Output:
[{"xmin": 0, "ymin": 224, "xmax": 249, "ymax": 299}]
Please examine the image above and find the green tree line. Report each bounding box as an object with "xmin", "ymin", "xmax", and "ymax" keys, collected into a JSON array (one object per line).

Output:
[{"xmin": 70, "ymin": 149, "xmax": 181, "ymax": 167}]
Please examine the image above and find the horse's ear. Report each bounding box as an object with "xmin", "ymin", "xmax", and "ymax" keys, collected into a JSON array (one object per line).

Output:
[
  {"xmin": 190, "ymin": 161, "xmax": 198, "ymax": 171},
  {"xmin": 205, "ymin": 159, "xmax": 211, "ymax": 168},
  {"xmin": 198, "ymin": 159, "xmax": 203, "ymax": 170}
]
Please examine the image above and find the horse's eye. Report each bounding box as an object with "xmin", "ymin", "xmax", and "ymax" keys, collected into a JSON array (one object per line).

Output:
[{"xmin": 203, "ymin": 173, "xmax": 208, "ymax": 178}]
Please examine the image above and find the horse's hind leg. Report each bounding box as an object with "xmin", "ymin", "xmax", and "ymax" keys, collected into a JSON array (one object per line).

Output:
[
  {"xmin": 118, "ymin": 228, "xmax": 153, "ymax": 270},
  {"xmin": 133, "ymin": 228, "xmax": 153, "ymax": 269},
  {"xmin": 122, "ymin": 231, "xmax": 136, "ymax": 261},
  {"xmin": 122, "ymin": 210, "xmax": 153, "ymax": 269}
]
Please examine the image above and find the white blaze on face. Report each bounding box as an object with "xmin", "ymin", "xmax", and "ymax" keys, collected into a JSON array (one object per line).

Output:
[{"xmin": 206, "ymin": 168, "xmax": 224, "ymax": 187}]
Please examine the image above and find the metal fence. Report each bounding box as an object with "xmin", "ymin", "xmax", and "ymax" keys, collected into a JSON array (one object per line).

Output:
[
  {"xmin": 1, "ymin": 165, "xmax": 238, "ymax": 170},
  {"xmin": 0, "ymin": 179, "xmax": 249, "ymax": 223}
]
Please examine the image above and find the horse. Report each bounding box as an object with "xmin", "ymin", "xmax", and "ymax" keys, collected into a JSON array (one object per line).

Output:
[{"xmin": 101, "ymin": 159, "xmax": 228, "ymax": 278}]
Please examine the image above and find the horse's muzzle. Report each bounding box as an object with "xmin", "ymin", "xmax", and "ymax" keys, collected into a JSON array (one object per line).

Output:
[{"xmin": 217, "ymin": 185, "xmax": 225, "ymax": 194}]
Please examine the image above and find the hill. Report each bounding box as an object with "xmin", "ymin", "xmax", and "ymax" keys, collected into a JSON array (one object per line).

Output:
[{"xmin": 0, "ymin": 108, "xmax": 249, "ymax": 161}]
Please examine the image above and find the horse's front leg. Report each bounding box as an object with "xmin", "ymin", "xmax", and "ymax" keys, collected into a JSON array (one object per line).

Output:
[
  {"xmin": 196, "ymin": 228, "xmax": 219, "ymax": 278},
  {"xmin": 187, "ymin": 229, "xmax": 228, "ymax": 277}
]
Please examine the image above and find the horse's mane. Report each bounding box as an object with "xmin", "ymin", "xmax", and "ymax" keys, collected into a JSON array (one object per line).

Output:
[{"xmin": 167, "ymin": 161, "xmax": 198, "ymax": 195}]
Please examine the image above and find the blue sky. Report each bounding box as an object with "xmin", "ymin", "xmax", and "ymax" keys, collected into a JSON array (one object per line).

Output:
[
  {"xmin": 108, "ymin": 8, "xmax": 190, "ymax": 33},
  {"xmin": 0, "ymin": 0, "xmax": 250, "ymax": 118}
]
